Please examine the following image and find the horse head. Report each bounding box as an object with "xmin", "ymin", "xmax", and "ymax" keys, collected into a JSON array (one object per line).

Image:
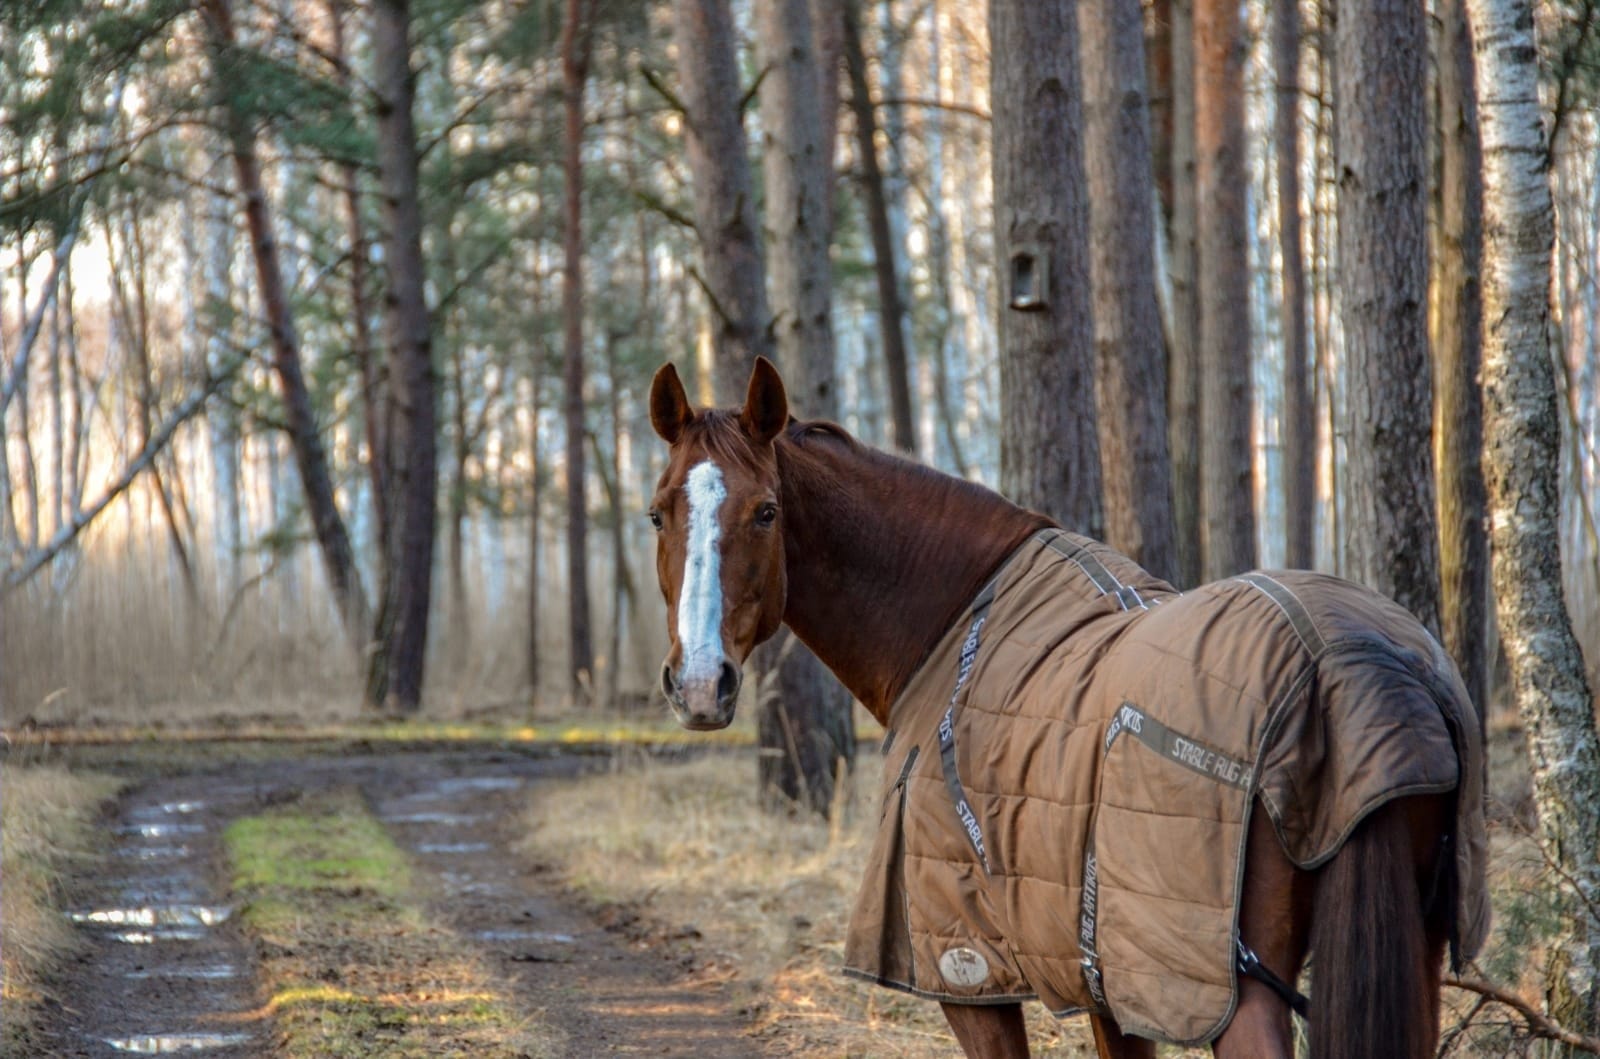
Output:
[{"xmin": 647, "ymin": 357, "xmax": 789, "ymax": 730}]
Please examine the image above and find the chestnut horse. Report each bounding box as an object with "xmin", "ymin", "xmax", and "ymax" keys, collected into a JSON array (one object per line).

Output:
[{"xmin": 647, "ymin": 358, "xmax": 1457, "ymax": 1059}]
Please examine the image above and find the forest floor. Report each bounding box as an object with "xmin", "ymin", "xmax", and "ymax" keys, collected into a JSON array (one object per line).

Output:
[
  {"xmin": 5, "ymin": 738, "xmax": 769, "ymax": 1059},
  {"xmin": 2, "ymin": 711, "xmax": 1548, "ymax": 1058}
]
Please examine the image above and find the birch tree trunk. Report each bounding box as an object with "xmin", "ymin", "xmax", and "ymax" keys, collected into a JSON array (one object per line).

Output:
[
  {"xmin": 1080, "ymin": 0, "xmax": 1177, "ymax": 583},
  {"xmin": 1336, "ymin": 0, "xmax": 1441, "ymax": 633},
  {"xmin": 1470, "ymin": 0, "xmax": 1600, "ymax": 1035},
  {"xmin": 992, "ymin": 0, "xmax": 1103, "ymax": 534}
]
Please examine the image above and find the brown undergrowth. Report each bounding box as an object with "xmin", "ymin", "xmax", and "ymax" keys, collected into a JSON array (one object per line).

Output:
[{"xmin": 0, "ymin": 764, "xmax": 122, "ymax": 1052}]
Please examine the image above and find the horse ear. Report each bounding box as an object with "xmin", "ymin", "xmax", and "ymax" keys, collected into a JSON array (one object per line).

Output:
[
  {"xmin": 740, "ymin": 356, "xmax": 788, "ymax": 445},
  {"xmin": 649, "ymin": 362, "xmax": 694, "ymax": 444}
]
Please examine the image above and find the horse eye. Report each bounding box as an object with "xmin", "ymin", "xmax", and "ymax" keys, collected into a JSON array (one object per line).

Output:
[
  {"xmin": 756, "ymin": 503, "xmax": 778, "ymax": 527},
  {"xmin": 648, "ymin": 509, "xmax": 663, "ymax": 531}
]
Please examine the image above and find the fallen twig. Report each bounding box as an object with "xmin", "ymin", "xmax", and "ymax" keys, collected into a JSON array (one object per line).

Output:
[{"xmin": 1445, "ymin": 975, "xmax": 1600, "ymax": 1054}]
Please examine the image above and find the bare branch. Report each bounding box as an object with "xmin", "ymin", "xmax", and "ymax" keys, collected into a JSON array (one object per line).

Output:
[{"xmin": 1445, "ymin": 976, "xmax": 1600, "ymax": 1054}]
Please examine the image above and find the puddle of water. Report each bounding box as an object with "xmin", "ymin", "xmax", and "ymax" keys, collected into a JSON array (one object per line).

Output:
[
  {"xmin": 117, "ymin": 822, "xmax": 207, "ymax": 838},
  {"xmin": 416, "ymin": 842, "xmax": 491, "ymax": 854},
  {"xmin": 430, "ymin": 775, "xmax": 523, "ymax": 795},
  {"xmin": 125, "ymin": 964, "xmax": 240, "ymax": 980},
  {"xmin": 103, "ymin": 1031, "xmax": 253, "ymax": 1053},
  {"xmin": 116, "ymin": 845, "xmax": 192, "ymax": 861},
  {"xmin": 72, "ymin": 906, "xmax": 233, "ymax": 929},
  {"xmin": 110, "ymin": 929, "xmax": 209, "ymax": 943},
  {"xmin": 382, "ymin": 811, "xmax": 485, "ymax": 826},
  {"xmin": 473, "ymin": 929, "xmax": 576, "ymax": 944}
]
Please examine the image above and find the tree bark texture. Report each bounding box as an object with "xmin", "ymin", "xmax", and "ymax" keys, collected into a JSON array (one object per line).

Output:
[
  {"xmin": 560, "ymin": 0, "xmax": 595, "ymax": 701},
  {"xmin": 671, "ymin": 0, "xmax": 776, "ymax": 402},
  {"xmin": 368, "ymin": 0, "xmax": 440, "ymax": 714},
  {"xmin": 1167, "ymin": 0, "xmax": 1201, "ymax": 586},
  {"xmin": 758, "ymin": 0, "xmax": 839, "ymax": 419},
  {"xmin": 1080, "ymin": 0, "xmax": 1178, "ymax": 584},
  {"xmin": 1434, "ymin": 0, "xmax": 1489, "ymax": 720},
  {"xmin": 1470, "ymin": 0, "xmax": 1600, "ymax": 1035},
  {"xmin": 991, "ymin": 0, "xmax": 1103, "ymax": 535},
  {"xmin": 1273, "ymin": 0, "xmax": 1313, "ymax": 571},
  {"xmin": 1194, "ymin": 0, "xmax": 1255, "ymax": 579},
  {"xmin": 754, "ymin": 0, "xmax": 857, "ymax": 816},
  {"xmin": 201, "ymin": 0, "xmax": 372, "ymax": 652},
  {"xmin": 842, "ymin": 0, "xmax": 915, "ymax": 452},
  {"xmin": 1336, "ymin": 0, "xmax": 1441, "ymax": 634}
]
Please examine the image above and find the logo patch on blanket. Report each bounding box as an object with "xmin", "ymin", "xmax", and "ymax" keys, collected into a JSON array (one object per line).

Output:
[{"xmin": 938, "ymin": 947, "xmax": 991, "ymax": 987}]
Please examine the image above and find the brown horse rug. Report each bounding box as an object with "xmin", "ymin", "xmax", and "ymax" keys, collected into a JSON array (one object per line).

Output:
[{"xmin": 843, "ymin": 529, "xmax": 1489, "ymax": 1044}]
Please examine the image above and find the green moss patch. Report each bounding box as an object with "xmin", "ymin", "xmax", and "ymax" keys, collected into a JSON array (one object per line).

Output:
[{"xmin": 225, "ymin": 789, "xmax": 554, "ymax": 1058}]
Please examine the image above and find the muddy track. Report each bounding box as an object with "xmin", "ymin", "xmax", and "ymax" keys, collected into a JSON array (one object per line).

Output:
[{"xmin": 31, "ymin": 747, "xmax": 766, "ymax": 1058}]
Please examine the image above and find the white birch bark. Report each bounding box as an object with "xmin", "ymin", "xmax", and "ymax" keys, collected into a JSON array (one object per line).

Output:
[{"xmin": 1469, "ymin": 0, "xmax": 1600, "ymax": 1034}]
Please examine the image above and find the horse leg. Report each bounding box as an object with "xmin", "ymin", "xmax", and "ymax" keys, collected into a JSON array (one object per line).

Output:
[
  {"xmin": 1211, "ymin": 800, "xmax": 1315, "ymax": 1059},
  {"xmin": 1090, "ymin": 1014, "xmax": 1155, "ymax": 1058},
  {"xmin": 940, "ymin": 1001, "xmax": 1030, "ymax": 1058}
]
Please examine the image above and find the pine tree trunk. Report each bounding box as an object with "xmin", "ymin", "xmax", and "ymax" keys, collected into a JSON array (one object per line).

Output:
[
  {"xmin": 991, "ymin": 0, "xmax": 1102, "ymax": 534},
  {"xmin": 672, "ymin": 0, "xmax": 776, "ymax": 399},
  {"xmin": 1434, "ymin": 0, "xmax": 1489, "ymax": 719},
  {"xmin": 201, "ymin": 0, "xmax": 371, "ymax": 652},
  {"xmin": 759, "ymin": 0, "xmax": 838, "ymax": 415},
  {"xmin": 1273, "ymin": 0, "xmax": 1313, "ymax": 571},
  {"xmin": 560, "ymin": 0, "xmax": 595, "ymax": 703},
  {"xmin": 1167, "ymin": 0, "xmax": 1201, "ymax": 586},
  {"xmin": 1080, "ymin": 0, "xmax": 1177, "ymax": 583},
  {"xmin": 1194, "ymin": 0, "xmax": 1255, "ymax": 579},
  {"xmin": 1470, "ymin": 0, "xmax": 1600, "ymax": 1035},
  {"xmin": 841, "ymin": 0, "xmax": 915, "ymax": 453},
  {"xmin": 370, "ymin": 0, "xmax": 439, "ymax": 714},
  {"xmin": 755, "ymin": 0, "xmax": 857, "ymax": 816},
  {"xmin": 1336, "ymin": 0, "xmax": 1440, "ymax": 633}
]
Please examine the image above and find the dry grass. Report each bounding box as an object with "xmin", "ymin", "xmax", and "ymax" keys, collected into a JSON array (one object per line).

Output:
[
  {"xmin": 524, "ymin": 745, "xmax": 1582, "ymax": 1057},
  {"xmin": 1, "ymin": 764, "xmax": 122, "ymax": 1050},
  {"xmin": 523, "ymin": 752, "xmax": 1109, "ymax": 1057}
]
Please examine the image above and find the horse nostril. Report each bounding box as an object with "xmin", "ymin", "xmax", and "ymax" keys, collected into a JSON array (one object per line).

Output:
[
  {"xmin": 716, "ymin": 659, "xmax": 741, "ymax": 706},
  {"xmin": 662, "ymin": 664, "xmax": 679, "ymax": 700}
]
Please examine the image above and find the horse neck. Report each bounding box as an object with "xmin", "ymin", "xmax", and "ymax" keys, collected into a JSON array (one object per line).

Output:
[{"xmin": 774, "ymin": 434, "xmax": 1049, "ymax": 724}]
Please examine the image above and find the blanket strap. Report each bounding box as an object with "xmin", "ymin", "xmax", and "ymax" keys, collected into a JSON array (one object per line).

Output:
[
  {"xmin": 938, "ymin": 580, "xmax": 998, "ymax": 873},
  {"xmin": 1236, "ymin": 938, "xmax": 1310, "ymax": 1018}
]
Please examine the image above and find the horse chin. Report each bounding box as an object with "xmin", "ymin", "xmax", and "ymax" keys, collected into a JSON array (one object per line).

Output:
[{"xmin": 676, "ymin": 711, "xmax": 735, "ymax": 732}]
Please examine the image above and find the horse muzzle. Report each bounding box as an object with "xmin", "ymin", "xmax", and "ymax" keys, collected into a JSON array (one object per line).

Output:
[{"xmin": 661, "ymin": 656, "xmax": 742, "ymax": 730}]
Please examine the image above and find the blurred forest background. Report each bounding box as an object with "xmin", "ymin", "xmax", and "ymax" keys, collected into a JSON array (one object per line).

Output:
[{"xmin": 5, "ymin": 0, "xmax": 1595, "ymax": 722}]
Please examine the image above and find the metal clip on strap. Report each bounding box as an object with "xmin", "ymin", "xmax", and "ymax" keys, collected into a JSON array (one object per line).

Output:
[{"xmin": 1236, "ymin": 938, "xmax": 1310, "ymax": 1018}]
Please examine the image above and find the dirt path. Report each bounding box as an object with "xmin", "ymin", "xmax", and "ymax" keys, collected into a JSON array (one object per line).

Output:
[{"xmin": 31, "ymin": 747, "xmax": 764, "ymax": 1058}]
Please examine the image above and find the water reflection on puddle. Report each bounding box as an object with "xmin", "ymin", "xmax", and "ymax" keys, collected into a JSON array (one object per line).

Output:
[
  {"xmin": 417, "ymin": 842, "xmax": 491, "ymax": 854},
  {"xmin": 103, "ymin": 1031, "xmax": 253, "ymax": 1053},
  {"xmin": 383, "ymin": 811, "xmax": 484, "ymax": 826},
  {"xmin": 72, "ymin": 906, "xmax": 232, "ymax": 929},
  {"xmin": 431, "ymin": 775, "xmax": 522, "ymax": 795},
  {"xmin": 474, "ymin": 929, "xmax": 576, "ymax": 944},
  {"xmin": 117, "ymin": 845, "xmax": 192, "ymax": 861},
  {"xmin": 117, "ymin": 823, "xmax": 206, "ymax": 838},
  {"xmin": 125, "ymin": 964, "xmax": 239, "ymax": 980}
]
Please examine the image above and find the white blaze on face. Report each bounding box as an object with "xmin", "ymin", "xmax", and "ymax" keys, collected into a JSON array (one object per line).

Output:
[{"xmin": 678, "ymin": 460, "xmax": 728, "ymax": 683}]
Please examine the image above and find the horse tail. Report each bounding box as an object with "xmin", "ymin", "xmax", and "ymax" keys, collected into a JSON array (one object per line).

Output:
[{"xmin": 1309, "ymin": 797, "xmax": 1449, "ymax": 1059}]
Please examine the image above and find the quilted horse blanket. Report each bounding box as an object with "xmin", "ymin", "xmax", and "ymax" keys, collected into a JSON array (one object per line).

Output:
[{"xmin": 843, "ymin": 529, "xmax": 1489, "ymax": 1044}]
